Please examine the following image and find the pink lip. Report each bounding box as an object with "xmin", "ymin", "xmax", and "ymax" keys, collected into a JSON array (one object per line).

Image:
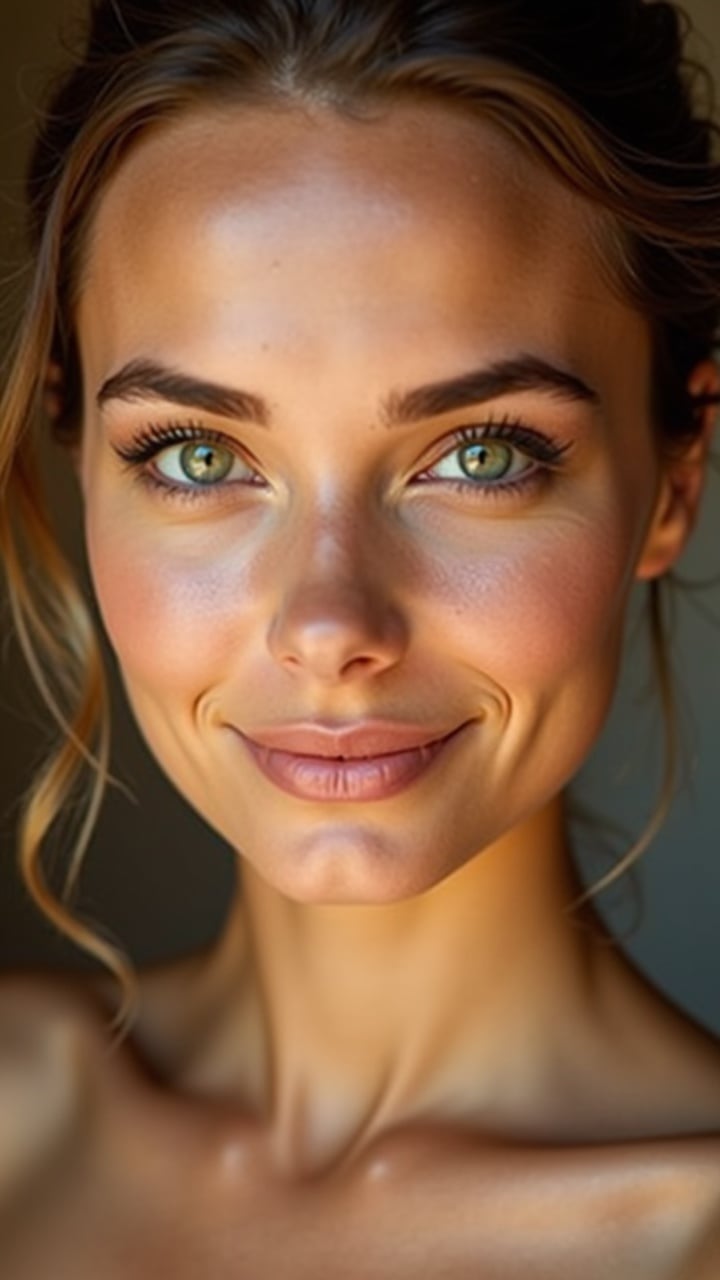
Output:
[
  {"xmin": 237, "ymin": 720, "xmax": 471, "ymax": 802},
  {"xmin": 239, "ymin": 719, "xmax": 465, "ymax": 759}
]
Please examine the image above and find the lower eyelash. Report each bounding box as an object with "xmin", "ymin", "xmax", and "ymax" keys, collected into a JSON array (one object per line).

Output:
[
  {"xmin": 113, "ymin": 416, "xmax": 571, "ymax": 504},
  {"xmin": 438, "ymin": 474, "xmax": 538, "ymax": 501},
  {"xmin": 415, "ymin": 420, "xmax": 571, "ymax": 500},
  {"xmin": 113, "ymin": 421, "xmax": 261, "ymax": 503},
  {"xmin": 130, "ymin": 469, "xmax": 219, "ymax": 504}
]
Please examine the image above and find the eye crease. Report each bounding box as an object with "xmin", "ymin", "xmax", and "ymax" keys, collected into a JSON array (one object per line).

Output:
[
  {"xmin": 111, "ymin": 414, "xmax": 573, "ymax": 504},
  {"xmin": 112, "ymin": 421, "xmax": 262, "ymax": 502},
  {"xmin": 416, "ymin": 419, "xmax": 571, "ymax": 499},
  {"xmin": 6, "ymin": 0, "xmax": 720, "ymax": 1268}
]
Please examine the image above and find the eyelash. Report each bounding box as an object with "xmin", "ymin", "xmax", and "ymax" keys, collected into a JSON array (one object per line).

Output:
[
  {"xmin": 113, "ymin": 422, "xmax": 261, "ymax": 504},
  {"xmin": 416, "ymin": 419, "xmax": 570, "ymax": 501},
  {"xmin": 111, "ymin": 416, "xmax": 571, "ymax": 505}
]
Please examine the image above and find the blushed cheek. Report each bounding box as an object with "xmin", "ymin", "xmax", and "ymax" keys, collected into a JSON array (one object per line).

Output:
[
  {"xmin": 85, "ymin": 497, "xmax": 634, "ymax": 718},
  {"xmin": 84, "ymin": 519, "xmax": 256, "ymax": 695},
  {"xmin": 437, "ymin": 523, "xmax": 634, "ymax": 695}
]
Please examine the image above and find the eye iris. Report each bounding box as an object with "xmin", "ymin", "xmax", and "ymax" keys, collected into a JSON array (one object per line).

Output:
[
  {"xmin": 179, "ymin": 441, "xmax": 233, "ymax": 484},
  {"xmin": 460, "ymin": 441, "xmax": 513, "ymax": 481}
]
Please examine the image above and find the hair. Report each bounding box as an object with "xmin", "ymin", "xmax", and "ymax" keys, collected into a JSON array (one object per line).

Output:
[{"xmin": 1, "ymin": 0, "xmax": 719, "ymax": 1043}]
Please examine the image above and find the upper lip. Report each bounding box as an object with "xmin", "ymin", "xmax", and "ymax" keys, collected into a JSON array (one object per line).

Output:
[{"xmin": 241, "ymin": 720, "xmax": 467, "ymax": 759}]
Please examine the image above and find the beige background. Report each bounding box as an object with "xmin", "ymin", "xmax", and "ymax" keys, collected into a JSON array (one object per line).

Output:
[{"xmin": 1, "ymin": 1, "xmax": 719, "ymax": 1034}]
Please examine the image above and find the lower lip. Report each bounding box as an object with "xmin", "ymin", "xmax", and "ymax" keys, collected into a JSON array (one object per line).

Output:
[{"xmin": 238, "ymin": 724, "xmax": 469, "ymax": 802}]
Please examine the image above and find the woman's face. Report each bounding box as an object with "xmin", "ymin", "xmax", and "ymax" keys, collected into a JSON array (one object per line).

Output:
[{"xmin": 75, "ymin": 100, "xmax": 677, "ymax": 902}]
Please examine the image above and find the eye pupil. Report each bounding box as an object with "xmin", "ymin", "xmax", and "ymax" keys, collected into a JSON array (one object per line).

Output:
[
  {"xmin": 180, "ymin": 441, "xmax": 233, "ymax": 484},
  {"xmin": 461, "ymin": 441, "xmax": 513, "ymax": 480}
]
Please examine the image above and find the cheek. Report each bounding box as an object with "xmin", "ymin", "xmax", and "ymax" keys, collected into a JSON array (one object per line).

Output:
[
  {"xmin": 423, "ymin": 511, "xmax": 637, "ymax": 810},
  {"xmin": 84, "ymin": 508, "xmax": 263, "ymax": 691},
  {"xmin": 93, "ymin": 556, "xmax": 203, "ymax": 680},
  {"xmin": 85, "ymin": 490, "xmax": 636, "ymax": 711},
  {"xmin": 419, "ymin": 510, "xmax": 635, "ymax": 693}
]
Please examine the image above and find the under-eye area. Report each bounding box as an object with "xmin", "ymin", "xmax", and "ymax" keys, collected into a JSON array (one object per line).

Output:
[{"xmin": 2, "ymin": 1, "xmax": 720, "ymax": 1277}]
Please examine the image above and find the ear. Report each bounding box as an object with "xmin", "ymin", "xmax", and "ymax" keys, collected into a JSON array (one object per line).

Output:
[{"xmin": 635, "ymin": 360, "xmax": 720, "ymax": 582}]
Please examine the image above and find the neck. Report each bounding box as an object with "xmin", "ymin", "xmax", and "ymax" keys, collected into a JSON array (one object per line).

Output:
[{"xmin": 169, "ymin": 797, "xmax": 607, "ymax": 1175}]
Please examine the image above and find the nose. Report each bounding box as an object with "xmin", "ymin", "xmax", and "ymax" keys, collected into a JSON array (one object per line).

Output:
[{"xmin": 267, "ymin": 529, "xmax": 409, "ymax": 683}]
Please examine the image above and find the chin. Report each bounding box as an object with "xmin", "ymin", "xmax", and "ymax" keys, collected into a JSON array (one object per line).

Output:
[{"xmin": 237, "ymin": 833, "xmax": 464, "ymax": 905}]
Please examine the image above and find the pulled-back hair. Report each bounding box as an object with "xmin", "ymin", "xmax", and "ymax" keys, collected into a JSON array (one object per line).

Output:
[{"xmin": 1, "ymin": 0, "xmax": 719, "ymax": 1040}]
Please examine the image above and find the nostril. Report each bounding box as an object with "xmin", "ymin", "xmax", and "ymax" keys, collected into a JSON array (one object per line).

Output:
[{"xmin": 268, "ymin": 595, "xmax": 409, "ymax": 683}]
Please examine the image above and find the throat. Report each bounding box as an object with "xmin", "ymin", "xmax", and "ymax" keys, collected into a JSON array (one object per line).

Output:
[{"xmin": 153, "ymin": 816, "xmax": 603, "ymax": 1177}]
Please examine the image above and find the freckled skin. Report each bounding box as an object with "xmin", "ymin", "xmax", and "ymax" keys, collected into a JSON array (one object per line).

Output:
[
  {"xmin": 78, "ymin": 102, "xmax": 661, "ymax": 904},
  {"xmin": 5, "ymin": 98, "xmax": 720, "ymax": 1277}
]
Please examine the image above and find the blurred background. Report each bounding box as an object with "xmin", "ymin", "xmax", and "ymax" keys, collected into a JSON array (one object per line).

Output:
[{"xmin": 1, "ymin": 0, "xmax": 719, "ymax": 1034}]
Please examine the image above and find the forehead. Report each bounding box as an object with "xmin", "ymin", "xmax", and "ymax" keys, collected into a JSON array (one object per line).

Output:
[{"xmin": 78, "ymin": 99, "xmax": 648, "ymax": 392}]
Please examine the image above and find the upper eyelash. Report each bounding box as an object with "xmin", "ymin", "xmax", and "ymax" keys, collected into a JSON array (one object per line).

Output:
[
  {"xmin": 112, "ymin": 421, "xmax": 258, "ymax": 502},
  {"xmin": 449, "ymin": 418, "xmax": 570, "ymax": 467},
  {"xmin": 113, "ymin": 420, "xmax": 230, "ymax": 464},
  {"xmin": 415, "ymin": 417, "xmax": 570, "ymax": 502},
  {"xmin": 111, "ymin": 415, "xmax": 571, "ymax": 501}
]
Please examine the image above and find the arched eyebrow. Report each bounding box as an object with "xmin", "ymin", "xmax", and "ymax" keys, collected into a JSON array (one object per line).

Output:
[
  {"xmin": 380, "ymin": 354, "xmax": 600, "ymax": 424},
  {"xmin": 96, "ymin": 353, "xmax": 600, "ymax": 426},
  {"xmin": 97, "ymin": 359, "xmax": 269, "ymax": 424}
]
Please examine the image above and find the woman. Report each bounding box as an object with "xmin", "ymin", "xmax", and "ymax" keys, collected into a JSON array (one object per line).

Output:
[{"xmin": 1, "ymin": 0, "xmax": 719, "ymax": 1274}]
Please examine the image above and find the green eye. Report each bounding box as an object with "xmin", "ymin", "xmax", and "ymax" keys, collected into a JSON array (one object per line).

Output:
[
  {"xmin": 177, "ymin": 441, "xmax": 235, "ymax": 484},
  {"xmin": 114, "ymin": 422, "xmax": 262, "ymax": 498},
  {"xmin": 459, "ymin": 441, "xmax": 514, "ymax": 481},
  {"xmin": 415, "ymin": 418, "xmax": 572, "ymax": 499},
  {"xmin": 427, "ymin": 436, "xmax": 529, "ymax": 487}
]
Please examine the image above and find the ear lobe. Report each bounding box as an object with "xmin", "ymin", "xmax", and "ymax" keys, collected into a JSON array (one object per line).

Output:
[{"xmin": 635, "ymin": 359, "xmax": 719, "ymax": 583}]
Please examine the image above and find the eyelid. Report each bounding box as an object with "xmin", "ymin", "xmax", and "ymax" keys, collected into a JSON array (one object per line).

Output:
[
  {"xmin": 415, "ymin": 414, "xmax": 571, "ymax": 487},
  {"xmin": 434, "ymin": 417, "xmax": 569, "ymax": 463},
  {"xmin": 111, "ymin": 412, "xmax": 572, "ymax": 504},
  {"xmin": 113, "ymin": 420, "xmax": 247, "ymax": 461},
  {"xmin": 110, "ymin": 419, "xmax": 267, "ymax": 505}
]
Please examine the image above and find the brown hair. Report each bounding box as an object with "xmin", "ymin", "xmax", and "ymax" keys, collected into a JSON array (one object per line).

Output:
[{"xmin": 2, "ymin": 0, "xmax": 719, "ymax": 1041}]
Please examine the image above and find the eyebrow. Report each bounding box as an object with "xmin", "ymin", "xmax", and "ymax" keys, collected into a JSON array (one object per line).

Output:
[
  {"xmin": 97, "ymin": 359, "xmax": 270, "ymax": 424},
  {"xmin": 96, "ymin": 353, "xmax": 600, "ymax": 427}
]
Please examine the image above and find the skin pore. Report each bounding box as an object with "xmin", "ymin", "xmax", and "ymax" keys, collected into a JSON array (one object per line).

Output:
[{"xmin": 72, "ymin": 98, "xmax": 719, "ymax": 1185}]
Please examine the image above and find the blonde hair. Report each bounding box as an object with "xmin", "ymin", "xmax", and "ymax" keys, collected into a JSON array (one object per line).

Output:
[{"xmin": 2, "ymin": 0, "xmax": 719, "ymax": 1043}]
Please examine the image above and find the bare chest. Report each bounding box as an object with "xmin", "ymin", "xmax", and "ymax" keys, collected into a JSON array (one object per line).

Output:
[{"xmin": 2, "ymin": 1121, "xmax": 718, "ymax": 1280}]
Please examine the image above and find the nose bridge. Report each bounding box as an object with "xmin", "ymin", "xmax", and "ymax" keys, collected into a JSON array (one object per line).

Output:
[
  {"xmin": 267, "ymin": 492, "xmax": 408, "ymax": 680},
  {"xmin": 297, "ymin": 490, "xmax": 378, "ymax": 572}
]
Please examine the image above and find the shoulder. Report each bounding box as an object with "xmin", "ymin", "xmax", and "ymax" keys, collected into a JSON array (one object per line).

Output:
[
  {"xmin": 678, "ymin": 1163, "xmax": 720, "ymax": 1280},
  {"xmin": 0, "ymin": 972, "xmax": 109, "ymax": 1216}
]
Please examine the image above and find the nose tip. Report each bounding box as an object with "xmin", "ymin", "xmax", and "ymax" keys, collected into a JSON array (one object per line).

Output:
[{"xmin": 268, "ymin": 581, "xmax": 408, "ymax": 683}]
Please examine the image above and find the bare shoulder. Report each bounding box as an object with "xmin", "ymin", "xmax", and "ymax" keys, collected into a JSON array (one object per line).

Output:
[
  {"xmin": 0, "ymin": 967, "xmax": 112, "ymax": 1052},
  {"xmin": 344, "ymin": 1123, "xmax": 720, "ymax": 1280},
  {"xmin": 683, "ymin": 1198, "xmax": 720, "ymax": 1280},
  {"xmin": 670, "ymin": 1152, "xmax": 720, "ymax": 1280},
  {"xmin": 0, "ymin": 971, "xmax": 110, "ymax": 1215}
]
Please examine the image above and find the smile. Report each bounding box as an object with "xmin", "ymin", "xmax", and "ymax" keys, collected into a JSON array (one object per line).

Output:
[{"xmin": 237, "ymin": 722, "xmax": 471, "ymax": 802}]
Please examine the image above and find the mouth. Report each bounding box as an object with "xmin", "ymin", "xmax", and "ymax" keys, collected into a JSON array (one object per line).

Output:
[{"xmin": 237, "ymin": 721, "xmax": 471, "ymax": 802}]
